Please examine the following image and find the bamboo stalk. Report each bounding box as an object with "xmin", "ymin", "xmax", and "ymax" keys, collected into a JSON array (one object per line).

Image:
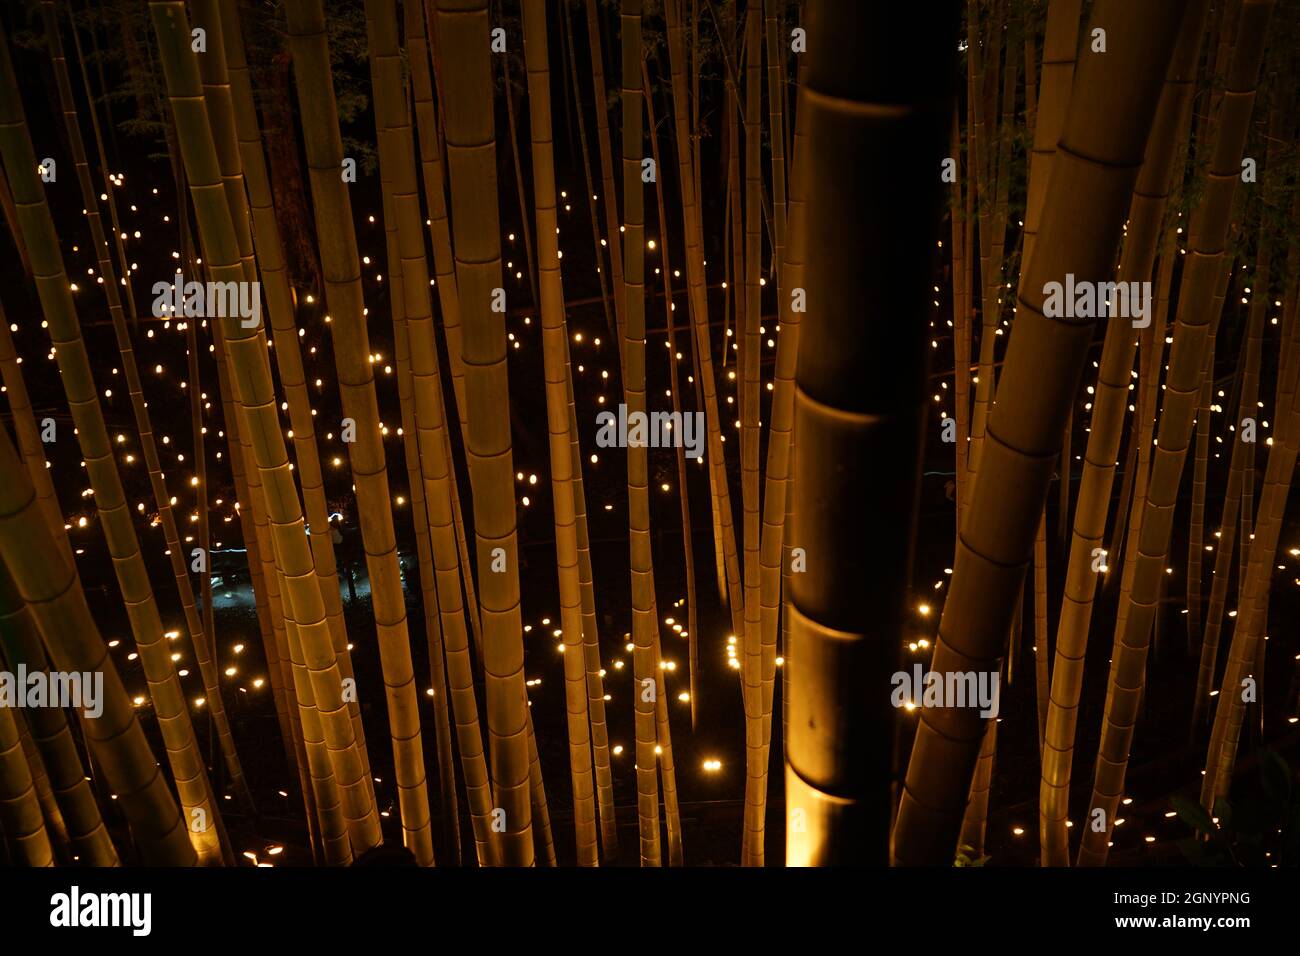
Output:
[
  {"xmin": 585, "ymin": 0, "xmax": 628, "ymax": 365},
  {"xmin": 521, "ymin": 0, "xmax": 598, "ymax": 866},
  {"xmin": 0, "ymin": 422, "xmax": 196, "ymax": 864},
  {"xmin": 789, "ymin": 1, "xmax": 957, "ymax": 866},
  {"xmin": 0, "ymin": 557, "xmax": 116, "ymax": 864},
  {"xmin": 433, "ymin": 0, "xmax": 534, "ymax": 866},
  {"xmin": 279, "ymin": 0, "xmax": 434, "ymax": 862},
  {"xmin": 739, "ymin": 4, "xmax": 765, "ymax": 868},
  {"xmin": 0, "ymin": 673, "xmax": 55, "ymax": 866}
]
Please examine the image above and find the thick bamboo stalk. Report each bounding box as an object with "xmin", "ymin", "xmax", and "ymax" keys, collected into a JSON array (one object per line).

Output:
[
  {"xmin": 0, "ymin": 308, "xmax": 73, "ymax": 570},
  {"xmin": 0, "ymin": 558, "xmax": 116, "ymax": 864},
  {"xmin": 895, "ymin": 0, "xmax": 1186, "ymax": 865},
  {"xmin": 401, "ymin": 5, "xmax": 498, "ymax": 866},
  {"xmin": 957, "ymin": 716, "xmax": 996, "ymax": 858},
  {"xmin": 521, "ymin": 0, "xmax": 598, "ymax": 866},
  {"xmin": 213, "ymin": 310, "xmax": 352, "ymax": 864},
  {"xmin": 390, "ymin": 252, "xmax": 461, "ymax": 865},
  {"xmin": 0, "ymin": 423, "xmax": 196, "ymax": 864},
  {"xmin": 787, "ymin": 2, "xmax": 957, "ymax": 866},
  {"xmin": 10, "ymin": 701, "xmax": 67, "ymax": 861},
  {"xmin": 1022, "ymin": 0, "xmax": 1083, "ymax": 267},
  {"xmin": 757, "ymin": 60, "xmax": 809, "ymax": 790},
  {"xmin": 525, "ymin": 709, "xmax": 555, "ymax": 866},
  {"xmin": 0, "ymin": 680, "xmax": 54, "ymax": 866},
  {"xmin": 434, "ymin": 0, "xmax": 534, "ymax": 866},
  {"xmin": 1077, "ymin": 0, "xmax": 1273, "ymax": 867},
  {"xmin": 645, "ymin": 62, "xmax": 701, "ymax": 745}
]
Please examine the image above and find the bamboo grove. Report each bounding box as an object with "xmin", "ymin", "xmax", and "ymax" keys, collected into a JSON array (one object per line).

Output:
[{"xmin": 0, "ymin": 0, "xmax": 1298, "ymax": 870}]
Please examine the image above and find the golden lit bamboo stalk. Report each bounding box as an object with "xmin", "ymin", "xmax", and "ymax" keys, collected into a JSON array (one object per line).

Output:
[
  {"xmin": 278, "ymin": 0, "xmax": 432, "ymax": 862},
  {"xmin": 0, "ymin": 683, "xmax": 54, "ymax": 866},
  {"xmin": 434, "ymin": 0, "xmax": 534, "ymax": 866},
  {"xmin": 382, "ymin": 6, "xmax": 496, "ymax": 860},
  {"xmin": 1201, "ymin": 331, "xmax": 1300, "ymax": 803},
  {"xmin": 520, "ymin": 0, "xmax": 599, "ymax": 866},
  {"xmin": 616, "ymin": 0, "xmax": 661, "ymax": 868},
  {"xmin": 406, "ymin": 0, "xmax": 485, "ymax": 659},
  {"xmin": 212, "ymin": 317, "xmax": 352, "ymax": 864},
  {"xmin": 0, "ymin": 559, "xmax": 116, "ymax": 864},
  {"xmin": 958, "ymin": 717, "xmax": 996, "ymax": 858},
  {"xmin": 0, "ymin": 423, "xmax": 196, "ymax": 864},
  {"xmin": 788, "ymin": 1, "xmax": 957, "ymax": 866},
  {"xmin": 11, "ymin": 702, "xmax": 68, "ymax": 861},
  {"xmin": 662, "ymin": 0, "xmax": 746, "ymax": 652},
  {"xmin": 526, "ymin": 709, "xmax": 556, "ymax": 867},
  {"xmin": 1022, "ymin": 0, "xmax": 1083, "ymax": 267},
  {"xmin": 644, "ymin": 56, "xmax": 702, "ymax": 747},
  {"xmin": 566, "ymin": 370, "xmax": 618, "ymax": 858},
  {"xmin": 650, "ymin": 609, "xmax": 683, "ymax": 865},
  {"xmin": 739, "ymin": 5, "xmax": 767, "ymax": 868},
  {"xmin": 757, "ymin": 65, "xmax": 808, "ymax": 778},
  {"xmin": 390, "ymin": 275, "xmax": 461, "ymax": 865}
]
